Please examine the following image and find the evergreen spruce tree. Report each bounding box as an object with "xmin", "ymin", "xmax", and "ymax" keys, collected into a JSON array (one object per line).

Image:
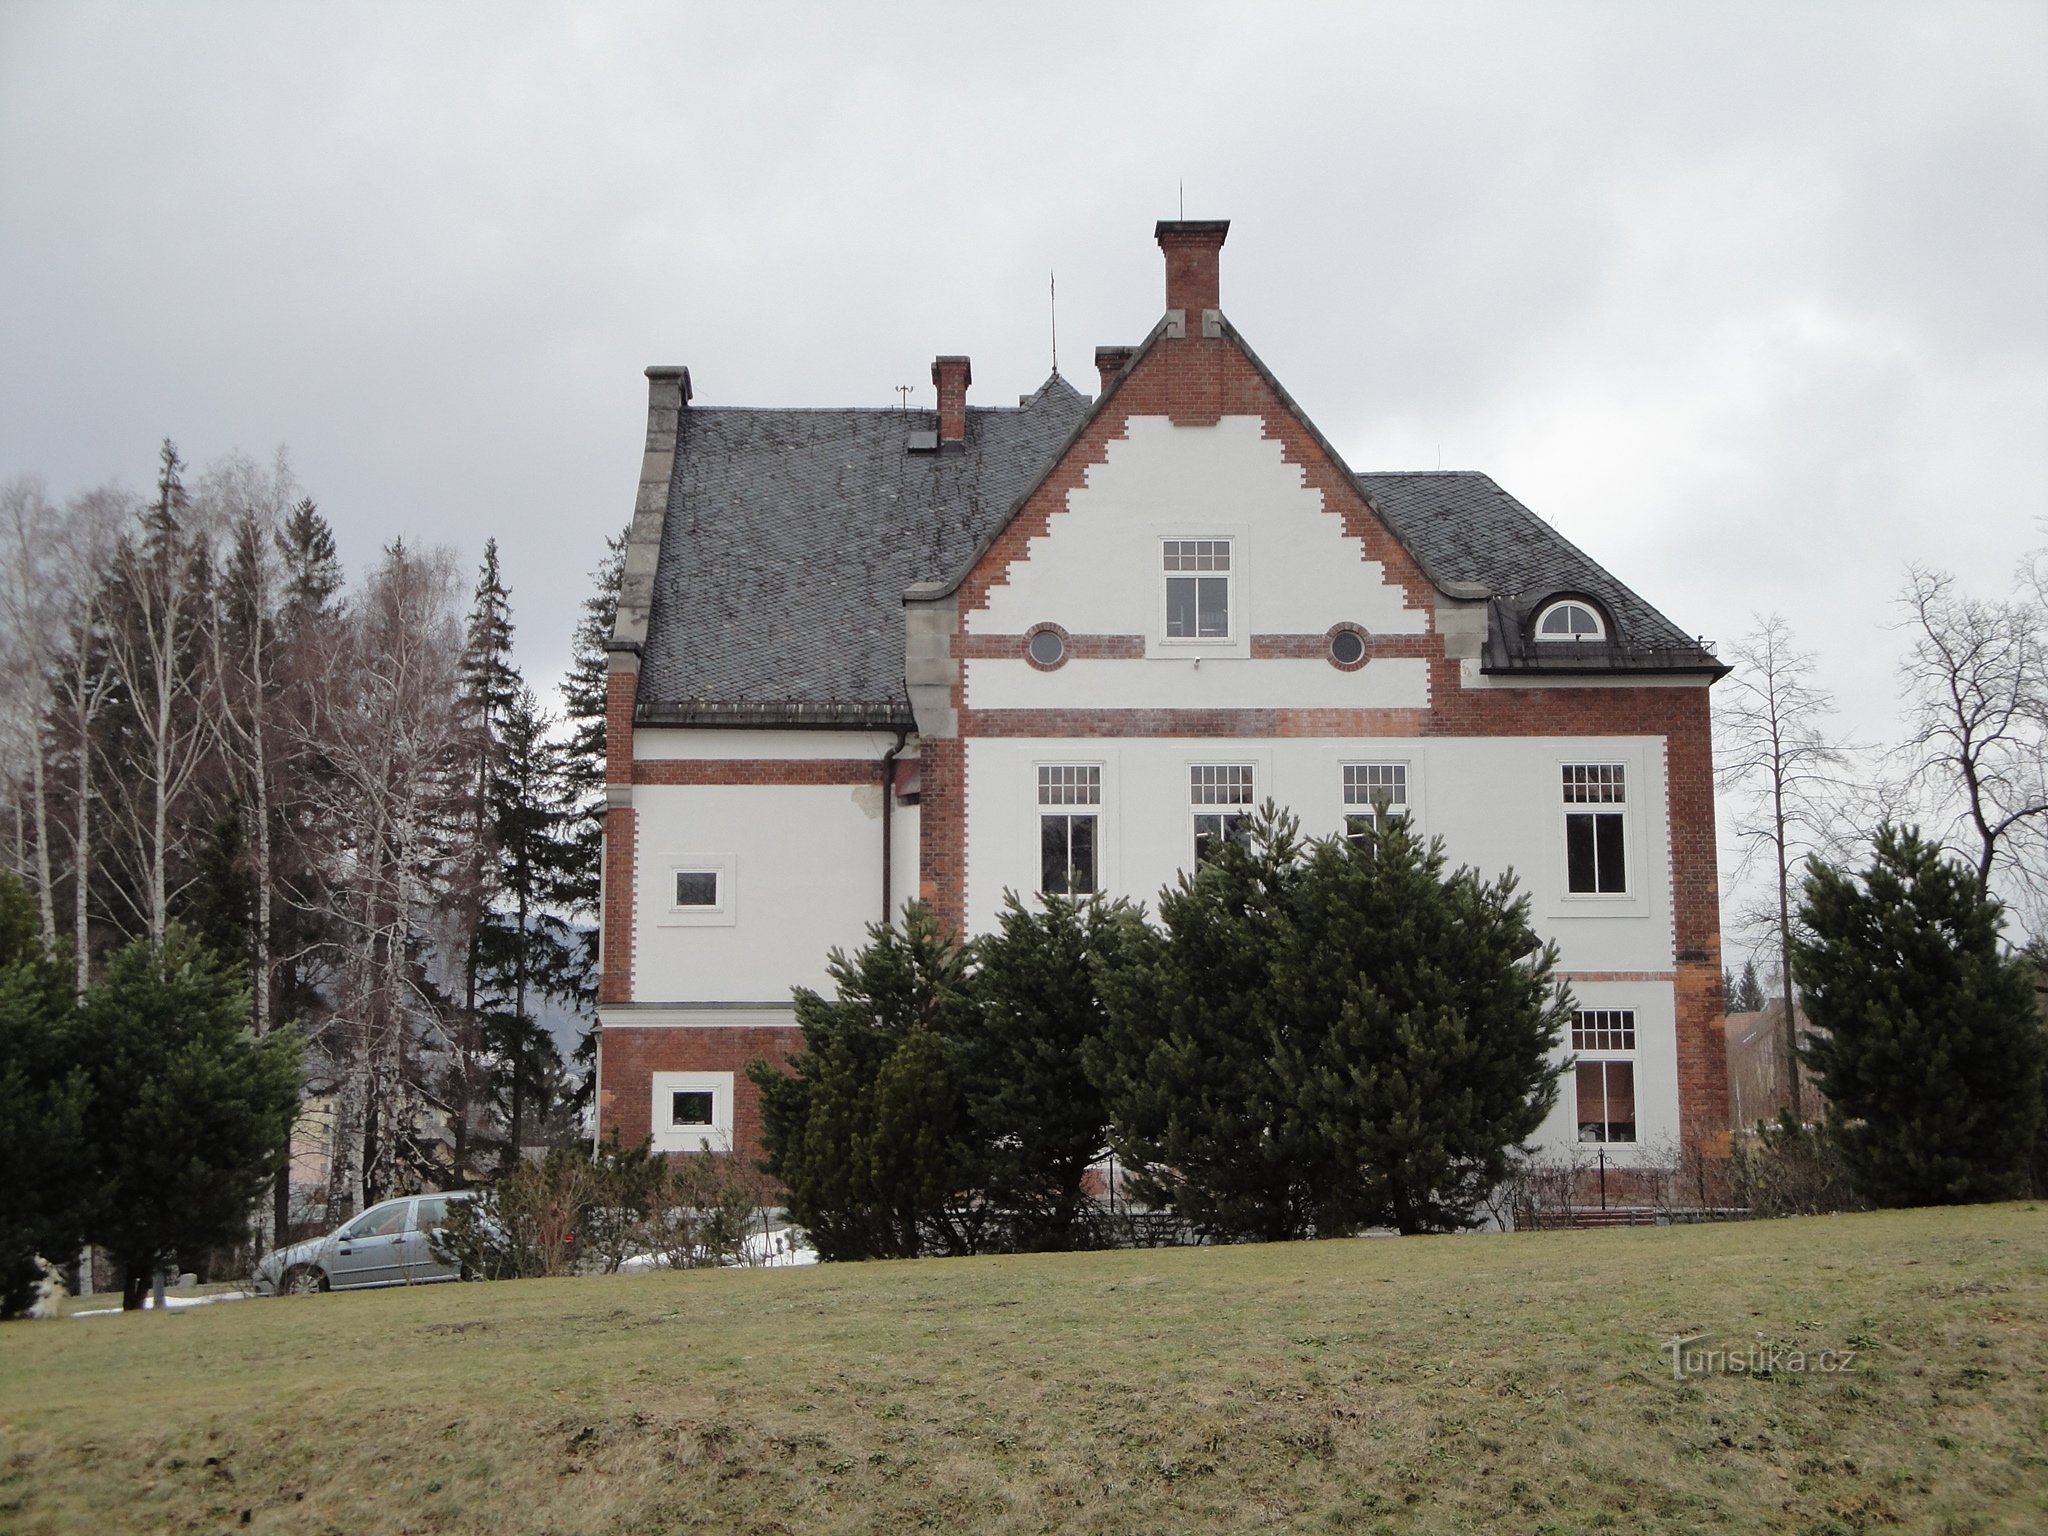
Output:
[
  {"xmin": 76, "ymin": 924, "xmax": 300, "ymax": 1308},
  {"xmin": 477, "ymin": 685, "xmax": 579, "ymax": 1156},
  {"xmin": 750, "ymin": 903, "xmax": 982, "ymax": 1259},
  {"xmin": 1090, "ymin": 809, "xmax": 1326, "ymax": 1241},
  {"xmin": 1792, "ymin": 825, "xmax": 2044, "ymax": 1206},
  {"xmin": 0, "ymin": 874, "xmax": 90, "ymax": 1317},
  {"xmin": 1727, "ymin": 959, "xmax": 1767, "ymax": 1014},
  {"xmin": 275, "ymin": 497, "xmax": 344, "ymax": 635},
  {"xmin": 963, "ymin": 893, "xmax": 1141, "ymax": 1250},
  {"xmin": 1272, "ymin": 816, "xmax": 1569, "ymax": 1234},
  {"xmin": 557, "ymin": 528, "xmax": 626, "ymax": 1104},
  {"xmin": 1092, "ymin": 805, "xmax": 1569, "ymax": 1239}
]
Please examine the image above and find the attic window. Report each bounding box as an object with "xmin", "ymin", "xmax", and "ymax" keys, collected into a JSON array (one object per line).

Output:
[{"xmin": 1536, "ymin": 599, "xmax": 1605, "ymax": 641}]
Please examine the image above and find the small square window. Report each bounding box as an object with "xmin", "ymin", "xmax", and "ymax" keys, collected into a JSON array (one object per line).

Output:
[
  {"xmin": 671, "ymin": 1090, "xmax": 716, "ymax": 1128},
  {"xmin": 674, "ymin": 870, "xmax": 720, "ymax": 908}
]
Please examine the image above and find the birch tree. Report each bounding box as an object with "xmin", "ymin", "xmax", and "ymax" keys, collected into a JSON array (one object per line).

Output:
[{"xmin": 0, "ymin": 478, "xmax": 63, "ymax": 943}]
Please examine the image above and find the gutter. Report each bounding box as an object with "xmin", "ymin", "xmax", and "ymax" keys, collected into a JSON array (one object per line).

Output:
[{"xmin": 880, "ymin": 727, "xmax": 911, "ymax": 926}]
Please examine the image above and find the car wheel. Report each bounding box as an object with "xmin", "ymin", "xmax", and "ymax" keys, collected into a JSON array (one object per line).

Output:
[{"xmin": 283, "ymin": 1265, "xmax": 327, "ymax": 1296}]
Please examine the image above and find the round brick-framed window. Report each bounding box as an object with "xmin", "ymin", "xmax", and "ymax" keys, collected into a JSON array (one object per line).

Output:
[
  {"xmin": 1025, "ymin": 622, "xmax": 1070, "ymax": 670},
  {"xmin": 1327, "ymin": 623, "xmax": 1370, "ymax": 671}
]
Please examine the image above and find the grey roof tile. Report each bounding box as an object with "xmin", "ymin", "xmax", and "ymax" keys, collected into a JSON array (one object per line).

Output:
[
  {"xmin": 638, "ymin": 374, "xmax": 1091, "ymax": 724},
  {"xmin": 1358, "ymin": 471, "xmax": 1723, "ymax": 675}
]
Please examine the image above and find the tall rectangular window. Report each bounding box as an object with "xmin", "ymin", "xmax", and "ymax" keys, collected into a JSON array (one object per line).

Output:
[
  {"xmin": 1562, "ymin": 763, "xmax": 1627, "ymax": 894},
  {"xmin": 1038, "ymin": 765, "xmax": 1100, "ymax": 895},
  {"xmin": 1343, "ymin": 762, "xmax": 1408, "ymax": 843},
  {"xmin": 1164, "ymin": 538, "xmax": 1232, "ymax": 639},
  {"xmin": 1575, "ymin": 1061, "xmax": 1637, "ymax": 1143},
  {"xmin": 1191, "ymin": 764, "xmax": 1255, "ymax": 865}
]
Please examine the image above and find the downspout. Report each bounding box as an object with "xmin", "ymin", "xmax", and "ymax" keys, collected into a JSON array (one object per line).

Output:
[{"xmin": 881, "ymin": 727, "xmax": 910, "ymax": 926}]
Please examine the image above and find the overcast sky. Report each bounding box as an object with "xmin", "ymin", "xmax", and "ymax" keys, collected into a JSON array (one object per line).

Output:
[{"xmin": 4, "ymin": 2, "xmax": 2044, "ymax": 950}]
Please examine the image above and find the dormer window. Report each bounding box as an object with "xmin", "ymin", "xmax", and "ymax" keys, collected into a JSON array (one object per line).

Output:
[{"xmin": 1536, "ymin": 599, "xmax": 1605, "ymax": 641}]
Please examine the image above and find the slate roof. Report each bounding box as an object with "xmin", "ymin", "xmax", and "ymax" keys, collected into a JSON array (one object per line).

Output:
[
  {"xmin": 634, "ymin": 379, "xmax": 1720, "ymax": 726},
  {"xmin": 637, "ymin": 374, "xmax": 1093, "ymax": 727},
  {"xmin": 1358, "ymin": 472, "xmax": 1724, "ymax": 676}
]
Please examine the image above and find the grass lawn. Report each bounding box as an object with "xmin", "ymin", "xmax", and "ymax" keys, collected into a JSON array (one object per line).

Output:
[{"xmin": 2, "ymin": 1205, "xmax": 2044, "ymax": 1535}]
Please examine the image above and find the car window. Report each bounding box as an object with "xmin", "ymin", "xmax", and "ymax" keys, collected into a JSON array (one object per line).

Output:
[
  {"xmin": 412, "ymin": 1197, "xmax": 449, "ymax": 1231},
  {"xmin": 342, "ymin": 1202, "xmax": 410, "ymax": 1239}
]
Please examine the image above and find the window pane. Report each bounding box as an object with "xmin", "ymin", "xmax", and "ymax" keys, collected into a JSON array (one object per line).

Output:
[
  {"xmin": 1191, "ymin": 765, "xmax": 1255, "ymax": 805},
  {"xmin": 1605, "ymin": 1062, "xmax": 1637, "ymax": 1142},
  {"xmin": 1576, "ymin": 1062, "xmax": 1607, "ymax": 1142},
  {"xmin": 672, "ymin": 1090, "xmax": 715, "ymax": 1128},
  {"xmin": 1041, "ymin": 815, "xmax": 1070, "ymax": 894},
  {"xmin": 1038, "ymin": 765, "xmax": 1100, "ymax": 806},
  {"xmin": 1566, "ymin": 812, "xmax": 1596, "ymax": 893},
  {"xmin": 1193, "ymin": 813, "xmax": 1221, "ymax": 865},
  {"xmin": 674, "ymin": 871, "xmax": 718, "ymax": 907},
  {"xmin": 1069, "ymin": 814, "xmax": 1097, "ymax": 894},
  {"xmin": 1223, "ymin": 812, "xmax": 1250, "ymax": 851},
  {"xmin": 1595, "ymin": 812, "xmax": 1627, "ymax": 893},
  {"xmin": 1197, "ymin": 575, "xmax": 1229, "ymax": 637},
  {"xmin": 412, "ymin": 1197, "xmax": 448, "ymax": 1231},
  {"xmin": 1571, "ymin": 1009, "xmax": 1637, "ymax": 1052},
  {"xmin": 1345, "ymin": 813, "xmax": 1372, "ymax": 847},
  {"xmin": 1166, "ymin": 575, "xmax": 1197, "ymax": 637}
]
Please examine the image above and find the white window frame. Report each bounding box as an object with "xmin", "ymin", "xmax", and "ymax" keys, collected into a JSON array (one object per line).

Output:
[
  {"xmin": 1559, "ymin": 764, "xmax": 1629, "ymax": 899},
  {"xmin": 1571, "ymin": 1008, "xmax": 1639, "ymax": 1145},
  {"xmin": 1190, "ymin": 761, "xmax": 1256, "ymax": 866},
  {"xmin": 657, "ymin": 853, "xmax": 737, "ymax": 928},
  {"xmin": 1342, "ymin": 760, "xmax": 1410, "ymax": 843},
  {"xmin": 1152, "ymin": 531, "xmax": 1248, "ymax": 656},
  {"xmin": 1535, "ymin": 598, "xmax": 1606, "ymax": 641},
  {"xmin": 1037, "ymin": 763, "xmax": 1103, "ymax": 896},
  {"xmin": 650, "ymin": 1070, "xmax": 734, "ymax": 1154}
]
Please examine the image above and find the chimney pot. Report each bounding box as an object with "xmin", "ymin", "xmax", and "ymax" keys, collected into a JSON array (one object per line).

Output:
[
  {"xmin": 1094, "ymin": 345, "xmax": 1137, "ymax": 395},
  {"xmin": 1155, "ymin": 219, "xmax": 1230, "ymax": 316},
  {"xmin": 931, "ymin": 355, "xmax": 971, "ymax": 443}
]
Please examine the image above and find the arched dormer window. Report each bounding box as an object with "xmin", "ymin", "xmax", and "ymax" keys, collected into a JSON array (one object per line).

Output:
[{"xmin": 1535, "ymin": 598, "xmax": 1606, "ymax": 642}]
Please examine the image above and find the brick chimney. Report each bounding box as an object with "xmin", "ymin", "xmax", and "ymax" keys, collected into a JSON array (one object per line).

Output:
[
  {"xmin": 932, "ymin": 355, "xmax": 971, "ymax": 443},
  {"xmin": 1156, "ymin": 219, "xmax": 1229, "ymax": 314},
  {"xmin": 1095, "ymin": 345, "xmax": 1136, "ymax": 394}
]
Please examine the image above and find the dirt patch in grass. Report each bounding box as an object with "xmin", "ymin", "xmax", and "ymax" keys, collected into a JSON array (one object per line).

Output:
[{"xmin": 3, "ymin": 1205, "xmax": 2045, "ymax": 1533}]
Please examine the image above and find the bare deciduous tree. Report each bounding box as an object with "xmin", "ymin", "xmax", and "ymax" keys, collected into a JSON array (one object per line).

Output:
[
  {"xmin": 0, "ymin": 476, "xmax": 64, "ymax": 943},
  {"xmin": 1716, "ymin": 613, "xmax": 1853, "ymax": 1122},
  {"xmin": 1896, "ymin": 565, "xmax": 2047, "ymax": 905}
]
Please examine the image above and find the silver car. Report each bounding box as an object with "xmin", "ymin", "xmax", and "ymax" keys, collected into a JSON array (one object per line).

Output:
[{"xmin": 252, "ymin": 1192, "xmax": 477, "ymax": 1295}]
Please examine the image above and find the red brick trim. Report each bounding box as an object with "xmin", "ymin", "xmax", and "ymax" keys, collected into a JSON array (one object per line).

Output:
[
  {"xmin": 955, "ymin": 632, "xmax": 1148, "ymax": 662},
  {"xmin": 632, "ymin": 758, "xmax": 880, "ymax": 786},
  {"xmin": 919, "ymin": 738, "xmax": 967, "ymax": 938},
  {"xmin": 1557, "ymin": 971, "xmax": 1679, "ymax": 984},
  {"xmin": 605, "ymin": 669, "xmax": 636, "ymax": 784},
  {"xmin": 1249, "ymin": 631, "xmax": 1434, "ymax": 663},
  {"xmin": 599, "ymin": 804, "xmax": 636, "ymax": 1004},
  {"xmin": 599, "ymin": 1023, "xmax": 803, "ymax": 1168}
]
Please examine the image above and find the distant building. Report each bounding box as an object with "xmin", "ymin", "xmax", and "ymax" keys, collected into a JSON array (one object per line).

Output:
[
  {"xmin": 1724, "ymin": 1001, "xmax": 1821, "ymax": 1128},
  {"xmin": 592, "ymin": 219, "xmax": 1734, "ymax": 1173}
]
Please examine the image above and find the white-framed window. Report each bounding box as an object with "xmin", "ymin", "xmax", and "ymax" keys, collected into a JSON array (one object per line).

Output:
[
  {"xmin": 659, "ymin": 854, "xmax": 737, "ymax": 927},
  {"xmin": 1571, "ymin": 1007, "xmax": 1637, "ymax": 1143},
  {"xmin": 1536, "ymin": 599, "xmax": 1605, "ymax": 641},
  {"xmin": 1191, "ymin": 763, "xmax": 1255, "ymax": 865},
  {"xmin": 650, "ymin": 1071, "xmax": 734, "ymax": 1154},
  {"xmin": 1163, "ymin": 538, "xmax": 1232, "ymax": 640},
  {"xmin": 1342, "ymin": 762, "xmax": 1408, "ymax": 843},
  {"xmin": 1561, "ymin": 764, "xmax": 1627, "ymax": 895},
  {"xmin": 1039, "ymin": 765, "xmax": 1101, "ymax": 895}
]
